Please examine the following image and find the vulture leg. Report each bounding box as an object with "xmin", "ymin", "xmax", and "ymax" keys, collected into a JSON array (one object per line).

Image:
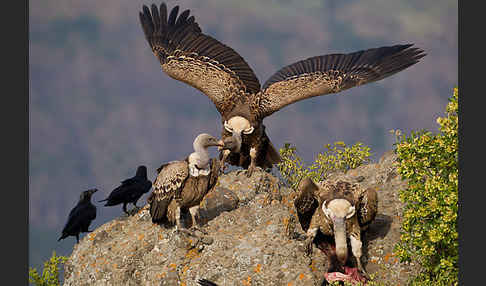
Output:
[
  {"xmin": 220, "ymin": 149, "xmax": 230, "ymax": 172},
  {"xmin": 76, "ymin": 233, "xmax": 80, "ymax": 244},
  {"xmin": 181, "ymin": 206, "xmax": 208, "ymax": 236},
  {"xmin": 189, "ymin": 205, "xmax": 200, "ymax": 228},
  {"xmin": 246, "ymin": 147, "xmax": 258, "ymax": 177},
  {"xmin": 350, "ymin": 235, "xmax": 369, "ymax": 280},
  {"xmin": 304, "ymin": 227, "xmax": 318, "ymax": 256},
  {"xmin": 175, "ymin": 206, "xmax": 184, "ymax": 230}
]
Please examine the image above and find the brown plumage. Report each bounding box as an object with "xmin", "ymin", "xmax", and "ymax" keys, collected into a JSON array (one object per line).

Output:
[
  {"xmin": 294, "ymin": 178, "xmax": 378, "ymax": 278},
  {"xmin": 139, "ymin": 3, "xmax": 426, "ymax": 177},
  {"xmin": 148, "ymin": 134, "xmax": 223, "ymax": 229}
]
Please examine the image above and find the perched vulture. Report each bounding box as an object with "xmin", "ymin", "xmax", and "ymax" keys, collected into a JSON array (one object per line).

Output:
[
  {"xmin": 148, "ymin": 133, "xmax": 224, "ymax": 230},
  {"xmin": 58, "ymin": 189, "xmax": 98, "ymax": 243},
  {"xmin": 99, "ymin": 166, "xmax": 152, "ymax": 214},
  {"xmin": 294, "ymin": 178, "xmax": 378, "ymax": 282},
  {"xmin": 139, "ymin": 2, "xmax": 426, "ymax": 177}
]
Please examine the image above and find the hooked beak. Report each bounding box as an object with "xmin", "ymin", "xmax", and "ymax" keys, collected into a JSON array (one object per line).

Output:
[
  {"xmin": 218, "ymin": 136, "xmax": 239, "ymax": 151},
  {"xmin": 333, "ymin": 217, "xmax": 348, "ymax": 265}
]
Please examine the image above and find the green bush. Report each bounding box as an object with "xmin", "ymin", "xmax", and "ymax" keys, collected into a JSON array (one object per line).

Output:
[
  {"xmin": 277, "ymin": 141, "xmax": 372, "ymax": 189},
  {"xmin": 394, "ymin": 88, "xmax": 458, "ymax": 285},
  {"xmin": 29, "ymin": 251, "xmax": 68, "ymax": 286}
]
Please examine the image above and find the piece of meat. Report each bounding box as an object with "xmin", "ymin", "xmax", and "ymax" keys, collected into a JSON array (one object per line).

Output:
[{"xmin": 324, "ymin": 266, "xmax": 367, "ymax": 285}]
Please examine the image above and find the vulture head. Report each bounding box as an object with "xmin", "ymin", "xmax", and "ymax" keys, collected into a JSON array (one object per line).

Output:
[
  {"xmin": 189, "ymin": 133, "xmax": 225, "ymax": 175},
  {"xmin": 193, "ymin": 133, "xmax": 225, "ymax": 150},
  {"xmin": 80, "ymin": 188, "xmax": 98, "ymax": 202},
  {"xmin": 223, "ymin": 116, "xmax": 255, "ymax": 153},
  {"xmin": 322, "ymin": 198, "xmax": 356, "ymax": 265}
]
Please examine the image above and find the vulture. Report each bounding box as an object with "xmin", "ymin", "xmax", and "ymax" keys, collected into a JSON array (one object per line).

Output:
[
  {"xmin": 99, "ymin": 166, "xmax": 152, "ymax": 214},
  {"xmin": 148, "ymin": 133, "xmax": 224, "ymax": 231},
  {"xmin": 139, "ymin": 2, "xmax": 426, "ymax": 177},
  {"xmin": 294, "ymin": 178, "xmax": 377, "ymax": 282},
  {"xmin": 58, "ymin": 189, "xmax": 98, "ymax": 243}
]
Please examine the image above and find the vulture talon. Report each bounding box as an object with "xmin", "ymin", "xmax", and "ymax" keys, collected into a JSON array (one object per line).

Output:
[
  {"xmin": 304, "ymin": 237, "xmax": 314, "ymax": 257},
  {"xmin": 246, "ymin": 165, "xmax": 255, "ymax": 177}
]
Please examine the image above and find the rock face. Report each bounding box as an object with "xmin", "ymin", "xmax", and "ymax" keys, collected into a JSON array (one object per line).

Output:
[{"xmin": 63, "ymin": 151, "xmax": 421, "ymax": 286}]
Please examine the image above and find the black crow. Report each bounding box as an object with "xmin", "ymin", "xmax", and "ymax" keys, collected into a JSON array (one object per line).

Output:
[
  {"xmin": 99, "ymin": 166, "xmax": 152, "ymax": 214},
  {"xmin": 58, "ymin": 188, "xmax": 98, "ymax": 243}
]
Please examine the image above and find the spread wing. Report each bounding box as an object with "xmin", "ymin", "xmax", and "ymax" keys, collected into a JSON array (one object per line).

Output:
[
  {"xmin": 139, "ymin": 3, "xmax": 261, "ymax": 115},
  {"xmin": 149, "ymin": 160, "xmax": 189, "ymax": 222},
  {"xmin": 294, "ymin": 177, "xmax": 320, "ymax": 232},
  {"xmin": 257, "ymin": 44, "xmax": 426, "ymax": 118}
]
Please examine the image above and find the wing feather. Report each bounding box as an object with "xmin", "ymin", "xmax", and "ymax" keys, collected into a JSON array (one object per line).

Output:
[
  {"xmin": 153, "ymin": 160, "xmax": 189, "ymax": 199},
  {"xmin": 258, "ymin": 44, "xmax": 426, "ymax": 118},
  {"xmin": 149, "ymin": 160, "xmax": 189, "ymax": 223},
  {"xmin": 294, "ymin": 178, "xmax": 320, "ymax": 232},
  {"xmin": 139, "ymin": 3, "xmax": 261, "ymax": 115}
]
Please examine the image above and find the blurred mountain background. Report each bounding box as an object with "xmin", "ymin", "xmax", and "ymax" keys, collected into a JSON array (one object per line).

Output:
[{"xmin": 29, "ymin": 0, "xmax": 457, "ymax": 275}]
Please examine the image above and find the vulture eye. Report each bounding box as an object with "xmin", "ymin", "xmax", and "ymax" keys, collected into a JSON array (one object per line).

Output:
[
  {"xmin": 242, "ymin": 126, "xmax": 254, "ymax": 134},
  {"xmin": 224, "ymin": 121, "xmax": 233, "ymax": 133}
]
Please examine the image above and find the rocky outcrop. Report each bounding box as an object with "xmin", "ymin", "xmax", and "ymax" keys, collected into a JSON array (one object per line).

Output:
[{"xmin": 63, "ymin": 151, "xmax": 421, "ymax": 286}]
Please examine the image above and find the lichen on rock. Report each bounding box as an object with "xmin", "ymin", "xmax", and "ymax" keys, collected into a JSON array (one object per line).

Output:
[{"xmin": 63, "ymin": 151, "xmax": 420, "ymax": 286}]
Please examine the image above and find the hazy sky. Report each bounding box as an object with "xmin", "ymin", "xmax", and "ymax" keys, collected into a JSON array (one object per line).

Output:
[{"xmin": 29, "ymin": 0, "xmax": 457, "ymax": 271}]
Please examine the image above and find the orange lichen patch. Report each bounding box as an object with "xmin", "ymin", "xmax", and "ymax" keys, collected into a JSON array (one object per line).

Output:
[
  {"xmin": 168, "ymin": 263, "xmax": 177, "ymax": 271},
  {"xmin": 266, "ymin": 220, "xmax": 272, "ymax": 225},
  {"xmin": 383, "ymin": 252, "xmax": 393, "ymax": 263},
  {"xmin": 309, "ymin": 260, "xmax": 317, "ymax": 272},
  {"xmin": 185, "ymin": 248, "xmax": 200, "ymax": 260},
  {"xmin": 158, "ymin": 233, "xmax": 164, "ymax": 240},
  {"xmin": 112, "ymin": 263, "xmax": 118, "ymax": 269},
  {"xmin": 242, "ymin": 276, "xmax": 252, "ymax": 286},
  {"xmin": 369, "ymin": 258, "xmax": 379, "ymax": 264},
  {"xmin": 156, "ymin": 272, "xmax": 167, "ymax": 279},
  {"xmin": 282, "ymin": 217, "xmax": 289, "ymax": 225},
  {"xmin": 287, "ymin": 283, "xmax": 293, "ymax": 286},
  {"xmin": 299, "ymin": 273, "xmax": 305, "ymax": 280},
  {"xmin": 180, "ymin": 282, "xmax": 187, "ymax": 286},
  {"xmin": 254, "ymin": 263, "xmax": 262, "ymax": 273},
  {"xmin": 138, "ymin": 234, "xmax": 145, "ymax": 241},
  {"xmin": 181, "ymin": 265, "xmax": 190, "ymax": 275}
]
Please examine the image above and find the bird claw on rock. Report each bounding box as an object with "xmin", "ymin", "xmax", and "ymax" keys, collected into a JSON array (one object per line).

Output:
[
  {"xmin": 304, "ymin": 237, "xmax": 314, "ymax": 257},
  {"xmin": 246, "ymin": 165, "xmax": 256, "ymax": 177}
]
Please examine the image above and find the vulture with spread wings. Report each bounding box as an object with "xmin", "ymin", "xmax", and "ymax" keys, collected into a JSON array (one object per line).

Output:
[{"xmin": 139, "ymin": 3, "xmax": 426, "ymax": 177}]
